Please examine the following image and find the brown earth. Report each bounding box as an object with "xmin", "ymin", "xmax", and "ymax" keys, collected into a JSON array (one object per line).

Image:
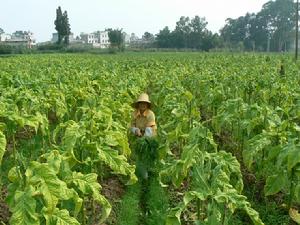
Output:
[{"xmin": 0, "ymin": 187, "xmax": 10, "ymax": 225}]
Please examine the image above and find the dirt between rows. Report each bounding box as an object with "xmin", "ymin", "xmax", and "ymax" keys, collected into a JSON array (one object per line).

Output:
[{"xmin": 0, "ymin": 187, "xmax": 10, "ymax": 225}]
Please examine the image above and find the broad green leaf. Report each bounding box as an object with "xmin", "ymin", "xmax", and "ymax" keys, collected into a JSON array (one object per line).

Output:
[
  {"xmin": 165, "ymin": 204, "xmax": 185, "ymax": 225},
  {"xmin": 104, "ymin": 131, "xmax": 131, "ymax": 156},
  {"xmin": 243, "ymin": 134, "xmax": 271, "ymax": 170},
  {"xmin": 295, "ymin": 184, "xmax": 300, "ymax": 202},
  {"xmin": 207, "ymin": 202, "xmax": 221, "ymax": 225},
  {"xmin": 192, "ymin": 165, "xmax": 211, "ymax": 197},
  {"xmin": 53, "ymin": 121, "xmax": 83, "ymax": 163},
  {"xmin": 71, "ymin": 172, "xmax": 111, "ymax": 222},
  {"xmin": 62, "ymin": 121, "xmax": 82, "ymax": 151},
  {"xmin": 23, "ymin": 114, "xmax": 41, "ymax": 133},
  {"xmin": 8, "ymin": 166, "xmax": 19, "ymax": 182},
  {"xmin": 287, "ymin": 144, "xmax": 300, "ymax": 172},
  {"xmin": 43, "ymin": 208, "xmax": 80, "ymax": 225},
  {"xmin": 26, "ymin": 162, "xmax": 75, "ymax": 211},
  {"xmin": 183, "ymin": 191, "xmax": 196, "ymax": 205},
  {"xmin": 97, "ymin": 145, "xmax": 137, "ymax": 184},
  {"xmin": 215, "ymin": 151, "xmax": 244, "ymax": 193},
  {"xmin": 183, "ymin": 191, "xmax": 207, "ymax": 207},
  {"xmin": 160, "ymin": 145, "xmax": 198, "ymax": 187},
  {"xmin": 105, "ymin": 134, "xmax": 119, "ymax": 146},
  {"xmin": 184, "ymin": 91, "xmax": 193, "ymax": 102},
  {"xmin": 267, "ymin": 145, "xmax": 282, "ymax": 161},
  {"xmin": 9, "ymin": 187, "xmax": 39, "ymax": 225},
  {"xmin": 42, "ymin": 150, "xmax": 62, "ymax": 174},
  {"xmin": 166, "ymin": 216, "xmax": 181, "ymax": 225},
  {"xmin": 9, "ymin": 114, "xmax": 25, "ymax": 129},
  {"xmin": 264, "ymin": 173, "xmax": 288, "ymax": 196},
  {"xmin": 244, "ymin": 206, "xmax": 265, "ymax": 225},
  {"xmin": 0, "ymin": 130, "xmax": 6, "ymax": 166},
  {"xmin": 188, "ymin": 125, "xmax": 217, "ymax": 151}
]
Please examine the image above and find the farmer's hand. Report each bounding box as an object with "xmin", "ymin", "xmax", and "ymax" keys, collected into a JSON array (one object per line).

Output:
[{"xmin": 135, "ymin": 128, "xmax": 142, "ymax": 137}]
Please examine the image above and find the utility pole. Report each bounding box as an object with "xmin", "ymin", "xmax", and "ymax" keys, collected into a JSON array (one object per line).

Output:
[{"xmin": 296, "ymin": 0, "xmax": 299, "ymax": 60}]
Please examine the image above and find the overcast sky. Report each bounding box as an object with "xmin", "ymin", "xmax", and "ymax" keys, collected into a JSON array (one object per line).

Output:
[{"xmin": 1, "ymin": 0, "xmax": 269, "ymax": 42}]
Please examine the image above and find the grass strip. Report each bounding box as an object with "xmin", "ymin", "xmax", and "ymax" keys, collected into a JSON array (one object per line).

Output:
[
  {"xmin": 144, "ymin": 176, "xmax": 169, "ymax": 225},
  {"xmin": 116, "ymin": 182, "xmax": 142, "ymax": 225}
]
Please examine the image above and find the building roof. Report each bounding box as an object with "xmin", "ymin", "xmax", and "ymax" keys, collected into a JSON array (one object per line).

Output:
[{"xmin": 5, "ymin": 39, "xmax": 28, "ymax": 43}]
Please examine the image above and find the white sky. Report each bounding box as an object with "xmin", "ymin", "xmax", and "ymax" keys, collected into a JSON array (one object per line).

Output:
[{"xmin": 0, "ymin": 0, "xmax": 269, "ymax": 42}]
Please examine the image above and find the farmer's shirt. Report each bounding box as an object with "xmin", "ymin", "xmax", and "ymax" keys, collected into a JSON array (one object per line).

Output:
[{"xmin": 131, "ymin": 109, "xmax": 157, "ymax": 135}]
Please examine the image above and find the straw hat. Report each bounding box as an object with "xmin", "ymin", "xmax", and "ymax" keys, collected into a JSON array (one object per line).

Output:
[{"xmin": 132, "ymin": 93, "xmax": 151, "ymax": 108}]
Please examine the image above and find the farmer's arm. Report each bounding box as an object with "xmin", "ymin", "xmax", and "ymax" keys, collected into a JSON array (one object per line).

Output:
[
  {"xmin": 145, "ymin": 111, "xmax": 157, "ymax": 136},
  {"xmin": 130, "ymin": 112, "xmax": 142, "ymax": 136}
]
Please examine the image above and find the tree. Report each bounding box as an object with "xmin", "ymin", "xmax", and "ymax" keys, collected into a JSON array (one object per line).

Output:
[
  {"xmin": 0, "ymin": 28, "xmax": 4, "ymax": 34},
  {"xmin": 107, "ymin": 28, "xmax": 124, "ymax": 51},
  {"xmin": 142, "ymin": 32, "xmax": 155, "ymax": 42},
  {"xmin": 141, "ymin": 32, "xmax": 155, "ymax": 48},
  {"xmin": 155, "ymin": 16, "xmax": 217, "ymax": 51},
  {"xmin": 260, "ymin": 0, "xmax": 295, "ymax": 51},
  {"xmin": 174, "ymin": 16, "xmax": 191, "ymax": 48},
  {"xmin": 202, "ymin": 31, "xmax": 222, "ymax": 51},
  {"xmin": 156, "ymin": 26, "xmax": 173, "ymax": 48},
  {"xmin": 62, "ymin": 10, "xmax": 71, "ymax": 44},
  {"xmin": 220, "ymin": 16, "xmax": 249, "ymax": 48},
  {"xmin": 247, "ymin": 13, "xmax": 268, "ymax": 51},
  {"xmin": 54, "ymin": 6, "xmax": 71, "ymax": 45},
  {"xmin": 188, "ymin": 16, "xmax": 208, "ymax": 49},
  {"xmin": 220, "ymin": 0, "xmax": 295, "ymax": 52}
]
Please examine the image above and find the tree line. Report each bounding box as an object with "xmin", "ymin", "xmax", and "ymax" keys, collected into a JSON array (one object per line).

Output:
[
  {"xmin": 155, "ymin": 16, "xmax": 220, "ymax": 51},
  {"xmin": 220, "ymin": 0, "xmax": 295, "ymax": 52},
  {"xmin": 154, "ymin": 0, "xmax": 295, "ymax": 51}
]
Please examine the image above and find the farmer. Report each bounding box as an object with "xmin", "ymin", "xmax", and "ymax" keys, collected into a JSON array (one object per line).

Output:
[{"xmin": 130, "ymin": 93, "xmax": 157, "ymax": 137}]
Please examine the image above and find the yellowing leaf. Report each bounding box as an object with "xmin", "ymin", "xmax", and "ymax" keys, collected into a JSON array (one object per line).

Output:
[
  {"xmin": 44, "ymin": 208, "xmax": 80, "ymax": 225},
  {"xmin": 0, "ymin": 130, "xmax": 6, "ymax": 166},
  {"xmin": 9, "ymin": 187, "xmax": 39, "ymax": 225},
  {"xmin": 289, "ymin": 208, "xmax": 300, "ymax": 224}
]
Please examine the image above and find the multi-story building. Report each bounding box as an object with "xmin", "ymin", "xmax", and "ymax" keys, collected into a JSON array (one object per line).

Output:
[
  {"xmin": 97, "ymin": 31, "xmax": 110, "ymax": 48},
  {"xmin": 79, "ymin": 32, "xmax": 96, "ymax": 44},
  {"xmin": 1, "ymin": 31, "xmax": 36, "ymax": 48},
  {"xmin": 80, "ymin": 31, "xmax": 110, "ymax": 48},
  {"xmin": 124, "ymin": 33, "xmax": 131, "ymax": 46},
  {"xmin": 0, "ymin": 33, "xmax": 11, "ymax": 42}
]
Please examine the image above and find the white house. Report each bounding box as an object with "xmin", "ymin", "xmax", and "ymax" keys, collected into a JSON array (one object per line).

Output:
[
  {"xmin": 1, "ymin": 31, "xmax": 36, "ymax": 48},
  {"xmin": 97, "ymin": 31, "xmax": 110, "ymax": 48},
  {"xmin": 130, "ymin": 33, "xmax": 139, "ymax": 42},
  {"xmin": 80, "ymin": 31, "xmax": 110, "ymax": 48},
  {"xmin": 0, "ymin": 33, "xmax": 11, "ymax": 42},
  {"xmin": 124, "ymin": 33, "xmax": 131, "ymax": 45},
  {"xmin": 80, "ymin": 33, "xmax": 97, "ymax": 44}
]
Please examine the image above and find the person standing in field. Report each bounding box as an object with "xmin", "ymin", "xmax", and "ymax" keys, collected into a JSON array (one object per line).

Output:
[
  {"xmin": 130, "ymin": 93, "xmax": 158, "ymax": 180},
  {"xmin": 130, "ymin": 93, "xmax": 157, "ymax": 137}
]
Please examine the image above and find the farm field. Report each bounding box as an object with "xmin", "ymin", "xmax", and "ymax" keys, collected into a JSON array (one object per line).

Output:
[{"xmin": 0, "ymin": 53, "xmax": 299, "ymax": 225}]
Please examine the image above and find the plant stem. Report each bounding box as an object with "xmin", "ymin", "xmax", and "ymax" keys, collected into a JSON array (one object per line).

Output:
[
  {"xmin": 197, "ymin": 199, "xmax": 201, "ymax": 221},
  {"xmin": 91, "ymin": 200, "xmax": 95, "ymax": 224},
  {"xmin": 82, "ymin": 197, "xmax": 86, "ymax": 225},
  {"xmin": 288, "ymin": 168, "xmax": 296, "ymax": 209},
  {"xmin": 221, "ymin": 204, "xmax": 227, "ymax": 225},
  {"xmin": 12, "ymin": 134, "xmax": 23, "ymax": 186}
]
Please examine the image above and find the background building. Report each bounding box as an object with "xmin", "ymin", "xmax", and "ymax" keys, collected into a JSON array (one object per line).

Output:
[
  {"xmin": 0, "ymin": 31, "xmax": 36, "ymax": 48},
  {"xmin": 80, "ymin": 30, "xmax": 110, "ymax": 48}
]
